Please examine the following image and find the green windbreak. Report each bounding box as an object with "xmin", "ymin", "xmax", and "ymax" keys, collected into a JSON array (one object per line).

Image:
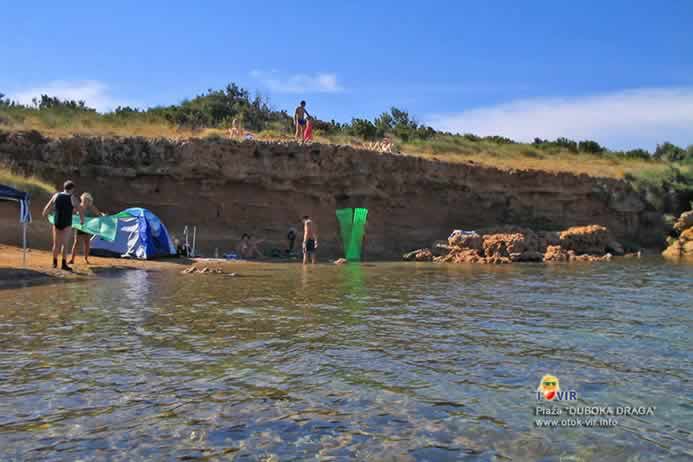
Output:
[
  {"xmin": 336, "ymin": 207, "xmax": 369, "ymax": 261},
  {"xmin": 48, "ymin": 213, "xmax": 120, "ymax": 242},
  {"xmin": 336, "ymin": 208, "xmax": 354, "ymax": 257}
]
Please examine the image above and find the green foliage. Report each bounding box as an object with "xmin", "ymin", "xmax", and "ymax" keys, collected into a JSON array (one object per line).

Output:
[
  {"xmin": 484, "ymin": 135, "xmax": 515, "ymax": 145},
  {"xmin": 464, "ymin": 133, "xmax": 481, "ymax": 142},
  {"xmin": 653, "ymin": 141, "xmax": 691, "ymax": 162},
  {"xmin": 144, "ymin": 83, "xmax": 290, "ymax": 131},
  {"xmin": 578, "ymin": 140, "xmax": 605, "ymax": 153},
  {"xmin": 625, "ymin": 163, "xmax": 693, "ymax": 211},
  {"xmin": 349, "ymin": 118, "xmax": 378, "ymax": 140}
]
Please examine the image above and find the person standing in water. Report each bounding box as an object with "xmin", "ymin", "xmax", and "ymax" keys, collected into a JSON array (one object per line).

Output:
[
  {"xmin": 69, "ymin": 192, "xmax": 106, "ymax": 265},
  {"xmin": 302, "ymin": 215, "xmax": 318, "ymax": 264},
  {"xmin": 42, "ymin": 180, "xmax": 84, "ymax": 271},
  {"xmin": 294, "ymin": 100, "xmax": 311, "ymax": 141}
]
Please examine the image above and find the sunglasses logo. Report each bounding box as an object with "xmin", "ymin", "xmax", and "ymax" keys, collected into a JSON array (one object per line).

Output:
[
  {"xmin": 537, "ymin": 374, "xmax": 560, "ymax": 400},
  {"xmin": 536, "ymin": 375, "xmax": 578, "ymax": 401}
]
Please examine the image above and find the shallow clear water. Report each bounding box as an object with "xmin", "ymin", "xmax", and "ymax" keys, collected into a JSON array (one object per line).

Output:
[{"xmin": 0, "ymin": 259, "xmax": 692, "ymax": 461}]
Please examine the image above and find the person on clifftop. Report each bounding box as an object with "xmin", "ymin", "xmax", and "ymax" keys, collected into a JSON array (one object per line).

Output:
[
  {"xmin": 42, "ymin": 180, "xmax": 84, "ymax": 271},
  {"xmin": 294, "ymin": 101, "xmax": 311, "ymax": 142}
]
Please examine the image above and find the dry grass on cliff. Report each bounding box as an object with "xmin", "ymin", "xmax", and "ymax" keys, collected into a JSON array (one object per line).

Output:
[
  {"xmin": 314, "ymin": 132, "xmax": 669, "ymax": 179},
  {"xmin": 0, "ymin": 168, "xmax": 54, "ymax": 196},
  {"xmin": 1, "ymin": 112, "xmax": 669, "ymax": 180},
  {"xmin": 402, "ymin": 140, "xmax": 668, "ymax": 179}
]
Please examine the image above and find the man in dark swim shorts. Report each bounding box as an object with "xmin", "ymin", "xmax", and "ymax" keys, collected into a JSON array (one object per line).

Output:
[
  {"xmin": 42, "ymin": 180, "xmax": 84, "ymax": 270},
  {"xmin": 294, "ymin": 100, "xmax": 311, "ymax": 142},
  {"xmin": 302, "ymin": 215, "xmax": 318, "ymax": 265}
]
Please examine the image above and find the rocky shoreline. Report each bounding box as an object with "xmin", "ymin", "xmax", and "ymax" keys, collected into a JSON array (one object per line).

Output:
[{"xmin": 404, "ymin": 225, "xmax": 637, "ymax": 264}]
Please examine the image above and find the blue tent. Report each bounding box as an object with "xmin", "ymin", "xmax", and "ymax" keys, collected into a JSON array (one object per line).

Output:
[
  {"xmin": 0, "ymin": 184, "xmax": 31, "ymax": 265},
  {"xmin": 90, "ymin": 208, "xmax": 176, "ymax": 259}
]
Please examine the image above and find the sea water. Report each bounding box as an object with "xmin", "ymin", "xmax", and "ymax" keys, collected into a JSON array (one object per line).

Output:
[{"xmin": 0, "ymin": 259, "xmax": 691, "ymax": 460}]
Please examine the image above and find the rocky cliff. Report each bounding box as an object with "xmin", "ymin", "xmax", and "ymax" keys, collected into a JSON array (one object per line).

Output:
[{"xmin": 0, "ymin": 131, "xmax": 664, "ymax": 258}]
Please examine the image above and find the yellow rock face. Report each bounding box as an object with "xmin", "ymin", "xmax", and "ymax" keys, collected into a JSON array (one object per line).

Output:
[
  {"xmin": 680, "ymin": 227, "xmax": 693, "ymax": 242},
  {"xmin": 662, "ymin": 210, "xmax": 693, "ymax": 258}
]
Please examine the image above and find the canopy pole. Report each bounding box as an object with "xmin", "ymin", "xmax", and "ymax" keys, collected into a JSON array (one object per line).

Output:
[
  {"xmin": 192, "ymin": 226, "xmax": 197, "ymax": 257},
  {"xmin": 22, "ymin": 222, "xmax": 27, "ymax": 267}
]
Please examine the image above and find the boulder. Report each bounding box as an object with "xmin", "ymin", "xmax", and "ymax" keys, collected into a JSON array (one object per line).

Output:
[
  {"xmin": 448, "ymin": 230, "xmax": 482, "ymax": 251},
  {"xmin": 510, "ymin": 250, "xmax": 545, "ymax": 262},
  {"xmin": 435, "ymin": 248, "xmax": 484, "ymax": 263},
  {"xmin": 536, "ymin": 231, "xmax": 560, "ymax": 251},
  {"xmin": 403, "ymin": 248, "xmax": 433, "ymax": 261},
  {"xmin": 606, "ymin": 240, "xmax": 625, "ymax": 256},
  {"xmin": 483, "ymin": 233, "xmax": 526, "ymax": 258},
  {"xmin": 559, "ymin": 225, "xmax": 610, "ymax": 254},
  {"xmin": 680, "ymin": 227, "xmax": 693, "ymax": 241},
  {"xmin": 673, "ymin": 210, "xmax": 693, "ymax": 233},
  {"xmin": 543, "ymin": 245, "xmax": 570, "ymax": 262},
  {"xmin": 662, "ymin": 209, "xmax": 693, "ymax": 258}
]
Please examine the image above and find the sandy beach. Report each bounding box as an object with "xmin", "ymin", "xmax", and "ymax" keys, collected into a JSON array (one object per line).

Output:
[{"xmin": 0, "ymin": 244, "xmax": 195, "ymax": 287}]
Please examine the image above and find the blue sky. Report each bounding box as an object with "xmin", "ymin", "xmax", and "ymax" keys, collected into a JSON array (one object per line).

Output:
[{"xmin": 2, "ymin": 0, "xmax": 692, "ymax": 150}]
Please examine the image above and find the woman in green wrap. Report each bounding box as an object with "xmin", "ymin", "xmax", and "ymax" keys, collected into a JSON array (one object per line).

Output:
[{"xmin": 69, "ymin": 192, "xmax": 106, "ymax": 265}]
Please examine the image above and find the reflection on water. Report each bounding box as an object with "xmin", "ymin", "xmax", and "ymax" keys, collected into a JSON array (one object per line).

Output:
[{"xmin": 1, "ymin": 259, "xmax": 692, "ymax": 460}]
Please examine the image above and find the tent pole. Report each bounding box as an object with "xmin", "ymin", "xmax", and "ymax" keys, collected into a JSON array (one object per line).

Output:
[
  {"xmin": 22, "ymin": 222, "xmax": 27, "ymax": 267},
  {"xmin": 192, "ymin": 226, "xmax": 197, "ymax": 257}
]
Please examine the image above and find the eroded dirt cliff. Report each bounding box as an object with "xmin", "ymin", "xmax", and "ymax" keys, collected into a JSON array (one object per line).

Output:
[{"xmin": 0, "ymin": 132, "xmax": 663, "ymax": 258}]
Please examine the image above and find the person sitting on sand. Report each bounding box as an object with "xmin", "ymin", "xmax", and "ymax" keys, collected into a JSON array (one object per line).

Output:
[
  {"xmin": 69, "ymin": 193, "xmax": 106, "ymax": 265},
  {"xmin": 42, "ymin": 180, "xmax": 84, "ymax": 271},
  {"xmin": 294, "ymin": 101, "xmax": 311, "ymax": 141},
  {"xmin": 237, "ymin": 233, "xmax": 264, "ymax": 259},
  {"xmin": 302, "ymin": 215, "xmax": 318, "ymax": 265}
]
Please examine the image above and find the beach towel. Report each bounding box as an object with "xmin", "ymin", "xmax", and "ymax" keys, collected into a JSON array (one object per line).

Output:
[
  {"xmin": 303, "ymin": 120, "xmax": 313, "ymax": 141},
  {"xmin": 48, "ymin": 213, "xmax": 119, "ymax": 242}
]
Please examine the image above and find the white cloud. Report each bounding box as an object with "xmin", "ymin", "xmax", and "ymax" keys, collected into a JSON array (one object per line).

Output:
[
  {"xmin": 250, "ymin": 70, "xmax": 343, "ymax": 94},
  {"xmin": 10, "ymin": 81, "xmax": 132, "ymax": 112},
  {"xmin": 427, "ymin": 88, "xmax": 693, "ymax": 150}
]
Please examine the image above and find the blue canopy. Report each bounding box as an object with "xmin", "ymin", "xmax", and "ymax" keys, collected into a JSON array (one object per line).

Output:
[{"xmin": 0, "ymin": 184, "xmax": 31, "ymax": 223}]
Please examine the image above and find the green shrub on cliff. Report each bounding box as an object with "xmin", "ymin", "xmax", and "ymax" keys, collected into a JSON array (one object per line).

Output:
[{"xmin": 625, "ymin": 162, "xmax": 693, "ymax": 212}]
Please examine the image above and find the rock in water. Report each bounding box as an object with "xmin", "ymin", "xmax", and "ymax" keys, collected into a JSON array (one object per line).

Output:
[
  {"xmin": 543, "ymin": 245, "xmax": 570, "ymax": 262},
  {"xmin": 448, "ymin": 230, "xmax": 482, "ymax": 251},
  {"xmin": 403, "ymin": 249, "xmax": 433, "ymax": 261},
  {"xmin": 673, "ymin": 210, "xmax": 693, "ymax": 233},
  {"xmin": 663, "ymin": 210, "xmax": 693, "ymax": 258},
  {"xmin": 559, "ymin": 225, "xmax": 610, "ymax": 254}
]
